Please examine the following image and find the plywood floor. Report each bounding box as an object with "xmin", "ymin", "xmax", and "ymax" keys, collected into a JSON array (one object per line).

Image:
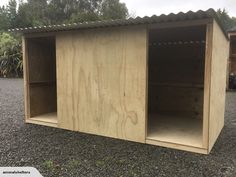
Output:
[
  {"xmin": 29, "ymin": 112, "xmax": 58, "ymax": 124},
  {"xmin": 147, "ymin": 114, "xmax": 203, "ymax": 148}
]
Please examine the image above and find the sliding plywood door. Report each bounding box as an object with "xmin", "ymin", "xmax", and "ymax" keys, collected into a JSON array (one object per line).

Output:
[{"xmin": 56, "ymin": 27, "xmax": 147, "ymax": 143}]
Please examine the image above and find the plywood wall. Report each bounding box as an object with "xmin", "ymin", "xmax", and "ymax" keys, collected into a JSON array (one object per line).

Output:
[
  {"xmin": 148, "ymin": 86, "xmax": 204, "ymax": 119},
  {"xmin": 56, "ymin": 27, "xmax": 147, "ymax": 143},
  {"xmin": 208, "ymin": 20, "xmax": 229, "ymax": 151}
]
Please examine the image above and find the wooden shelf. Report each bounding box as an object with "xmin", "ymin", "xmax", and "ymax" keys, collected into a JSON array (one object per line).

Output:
[
  {"xmin": 26, "ymin": 112, "xmax": 58, "ymax": 127},
  {"xmin": 149, "ymin": 82, "xmax": 204, "ymax": 89},
  {"xmin": 231, "ymin": 54, "xmax": 236, "ymax": 58},
  {"xmin": 147, "ymin": 114, "xmax": 203, "ymax": 148},
  {"xmin": 29, "ymin": 81, "xmax": 56, "ymax": 87}
]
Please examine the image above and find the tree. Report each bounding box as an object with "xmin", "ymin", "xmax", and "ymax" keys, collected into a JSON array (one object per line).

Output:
[
  {"xmin": 17, "ymin": 0, "xmax": 48, "ymax": 27},
  {"xmin": 101, "ymin": 0, "xmax": 128, "ymax": 20},
  {"xmin": 0, "ymin": 32, "xmax": 22, "ymax": 77},
  {"xmin": 67, "ymin": 0, "xmax": 102, "ymax": 23},
  {"xmin": 0, "ymin": 6, "xmax": 9, "ymax": 31},
  {"xmin": 217, "ymin": 8, "xmax": 236, "ymax": 31},
  {"xmin": 0, "ymin": 0, "xmax": 129, "ymax": 77},
  {"xmin": 7, "ymin": 0, "xmax": 17, "ymax": 28},
  {"xmin": 46, "ymin": 0, "xmax": 129, "ymax": 24}
]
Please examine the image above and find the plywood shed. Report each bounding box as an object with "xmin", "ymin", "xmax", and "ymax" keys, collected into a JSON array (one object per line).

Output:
[
  {"xmin": 10, "ymin": 9, "xmax": 229, "ymax": 154},
  {"xmin": 227, "ymin": 28, "xmax": 236, "ymax": 89}
]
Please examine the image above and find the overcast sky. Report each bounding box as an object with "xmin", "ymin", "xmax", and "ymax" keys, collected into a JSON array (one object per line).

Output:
[{"xmin": 0, "ymin": 0, "xmax": 236, "ymax": 17}]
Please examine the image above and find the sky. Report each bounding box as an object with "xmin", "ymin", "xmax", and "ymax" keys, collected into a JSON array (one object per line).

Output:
[{"xmin": 0, "ymin": 0, "xmax": 236, "ymax": 17}]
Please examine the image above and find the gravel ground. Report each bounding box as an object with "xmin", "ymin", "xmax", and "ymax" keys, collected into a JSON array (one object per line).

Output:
[{"xmin": 0, "ymin": 78, "xmax": 236, "ymax": 177}]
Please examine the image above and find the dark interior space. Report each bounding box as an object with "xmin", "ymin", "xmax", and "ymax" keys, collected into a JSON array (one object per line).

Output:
[
  {"xmin": 27, "ymin": 36, "xmax": 57, "ymax": 121},
  {"xmin": 147, "ymin": 25, "xmax": 206, "ymax": 147}
]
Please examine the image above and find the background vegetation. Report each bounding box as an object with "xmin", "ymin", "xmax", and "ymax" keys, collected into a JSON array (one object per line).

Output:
[
  {"xmin": 0, "ymin": 0, "xmax": 236, "ymax": 77},
  {"xmin": 0, "ymin": 0, "xmax": 129, "ymax": 77}
]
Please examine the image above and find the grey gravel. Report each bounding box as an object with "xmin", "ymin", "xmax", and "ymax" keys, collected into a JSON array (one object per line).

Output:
[{"xmin": 0, "ymin": 78, "xmax": 236, "ymax": 177}]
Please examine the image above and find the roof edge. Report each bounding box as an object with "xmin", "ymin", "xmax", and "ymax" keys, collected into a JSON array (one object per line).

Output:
[{"xmin": 8, "ymin": 8, "xmax": 228, "ymax": 40}]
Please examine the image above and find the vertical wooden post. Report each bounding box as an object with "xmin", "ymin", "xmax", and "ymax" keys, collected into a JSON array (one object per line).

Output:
[
  {"xmin": 145, "ymin": 26, "xmax": 149, "ymax": 139},
  {"xmin": 202, "ymin": 23, "xmax": 213, "ymax": 149},
  {"xmin": 22, "ymin": 36, "xmax": 30, "ymax": 121}
]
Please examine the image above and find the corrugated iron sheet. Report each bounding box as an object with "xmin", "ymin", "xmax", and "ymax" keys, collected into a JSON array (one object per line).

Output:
[{"xmin": 8, "ymin": 8, "xmax": 225, "ymax": 36}]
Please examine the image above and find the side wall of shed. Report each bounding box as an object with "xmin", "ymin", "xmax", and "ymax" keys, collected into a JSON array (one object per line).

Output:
[
  {"xmin": 208, "ymin": 20, "xmax": 229, "ymax": 152},
  {"xmin": 56, "ymin": 27, "xmax": 147, "ymax": 143}
]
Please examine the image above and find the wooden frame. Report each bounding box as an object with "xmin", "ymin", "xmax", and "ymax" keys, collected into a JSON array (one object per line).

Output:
[
  {"xmin": 22, "ymin": 18, "xmax": 229, "ymax": 154},
  {"xmin": 23, "ymin": 35, "xmax": 58, "ymax": 128}
]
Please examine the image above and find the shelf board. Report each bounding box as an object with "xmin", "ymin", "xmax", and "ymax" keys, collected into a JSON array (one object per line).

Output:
[
  {"xmin": 230, "ymin": 54, "xmax": 236, "ymax": 58},
  {"xmin": 147, "ymin": 114, "xmax": 203, "ymax": 148},
  {"xmin": 26, "ymin": 112, "xmax": 58, "ymax": 127},
  {"xmin": 149, "ymin": 82, "xmax": 204, "ymax": 89},
  {"xmin": 29, "ymin": 81, "xmax": 56, "ymax": 87}
]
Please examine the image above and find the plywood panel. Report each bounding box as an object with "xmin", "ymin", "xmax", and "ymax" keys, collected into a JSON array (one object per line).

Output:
[
  {"xmin": 146, "ymin": 139, "xmax": 208, "ymax": 154},
  {"xmin": 22, "ymin": 37, "xmax": 30, "ymax": 121},
  {"xmin": 202, "ymin": 23, "xmax": 213, "ymax": 149},
  {"xmin": 148, "ymin": 86, "xmax": 204, "ymax": 119},
  {"xmin": 26, "ymin": 112, "xmax": 58, "ymax": 128},
  {"xmin": 29, "ymin": 85, "xmax": 57, "ymax": 117},
  {"xmin": 56, "ymin": 27, "xmax": 147, "ymax": 142},
  {"xmin": 147, "ymin": 114, "xmax": 203, "ymax": 148},
  {"xmin": 208, "ymin": 20, "xmax": 229, "ymax": 151}
]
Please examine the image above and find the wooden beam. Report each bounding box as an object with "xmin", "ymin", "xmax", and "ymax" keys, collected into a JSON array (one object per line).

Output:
[
  {"xmin": 145, "ymin": 26, "xmax": 149, "ymax": 140},
  {"xmin": 24, "ymin": 32, "xmax": 57, "ymax": 38}
]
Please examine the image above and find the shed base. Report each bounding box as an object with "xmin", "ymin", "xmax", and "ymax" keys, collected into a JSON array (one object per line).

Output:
[
  {"xmin": 26, "ymin": 112, "xmax": 58, "ymax": 128},
  {"xmin": 147, "ymin": 114, "xmax": 203, "ymax": 148}
]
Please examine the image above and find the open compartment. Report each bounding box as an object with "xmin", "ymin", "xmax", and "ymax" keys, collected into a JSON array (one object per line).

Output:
[
  {"xmin": 26, "ymin": 36, "xmax": 57, "ymax": 125},
  {"xmin": 230, "ymin": 36, "xmax": 236, "ymax": 56},
  {"xmin": 147, "ymin": 26, "xmax": 206, "ymax": 148},
  {"xmin": 229, "ymin": 36, "xmax": 236, "ymax": 76}
]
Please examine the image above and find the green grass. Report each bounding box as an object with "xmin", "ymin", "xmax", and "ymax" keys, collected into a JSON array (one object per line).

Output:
[{"xmin": 43, "ymin": 160, "xmax": 54, "ymax": 170}]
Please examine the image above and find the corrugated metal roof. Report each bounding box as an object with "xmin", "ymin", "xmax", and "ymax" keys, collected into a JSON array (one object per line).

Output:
[{"xmin": 8, "ymin": 8, "xmax": 226, "ymax": 36}]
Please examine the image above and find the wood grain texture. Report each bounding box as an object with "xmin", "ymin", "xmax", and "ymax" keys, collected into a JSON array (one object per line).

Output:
[
  {"xmin": 29, "ymin": 85, "xmax": 57, "ymax": 117},
  {"xmin": 208, "ymin": 20, "xmax": 229, "ymax": 152},
  {"xmin": 22, "ymin": 37, "xmax": 30, "ymax": 121},
  {"xmin": 202, "ymin": 23, "xmax": 213, "ymax": 149},
  {"xmin": 56, "ymin": 27, "xmax": 147, "ymax": 142},
  {"xmin": 29, "ymin": 112, "xmax": 57, "ymax": 123},
  {"xmin": 26, "ymin": 112, "xmax": 58, "ymax": 128},
  {"xmin": 148, "ymin": 114, "xmax": 203, "ymax": 148},
  {"xmin": 146, "ymin": 139, "xmax": 208, "ymax": 154}
]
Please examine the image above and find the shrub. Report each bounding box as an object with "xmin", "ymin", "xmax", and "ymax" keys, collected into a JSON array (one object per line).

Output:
[{"xmin": 0, "ymin": 32, "xmax": 22, "ymax": 77}]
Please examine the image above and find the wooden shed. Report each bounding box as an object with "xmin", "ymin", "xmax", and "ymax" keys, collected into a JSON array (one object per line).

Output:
[
  {"xmin": 10, "ymin": 9, "xmax": 229, "ymax": 154},
  {"xmin": 227, "ymin": 27, "xmax": 236, "ymax": 89}
]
